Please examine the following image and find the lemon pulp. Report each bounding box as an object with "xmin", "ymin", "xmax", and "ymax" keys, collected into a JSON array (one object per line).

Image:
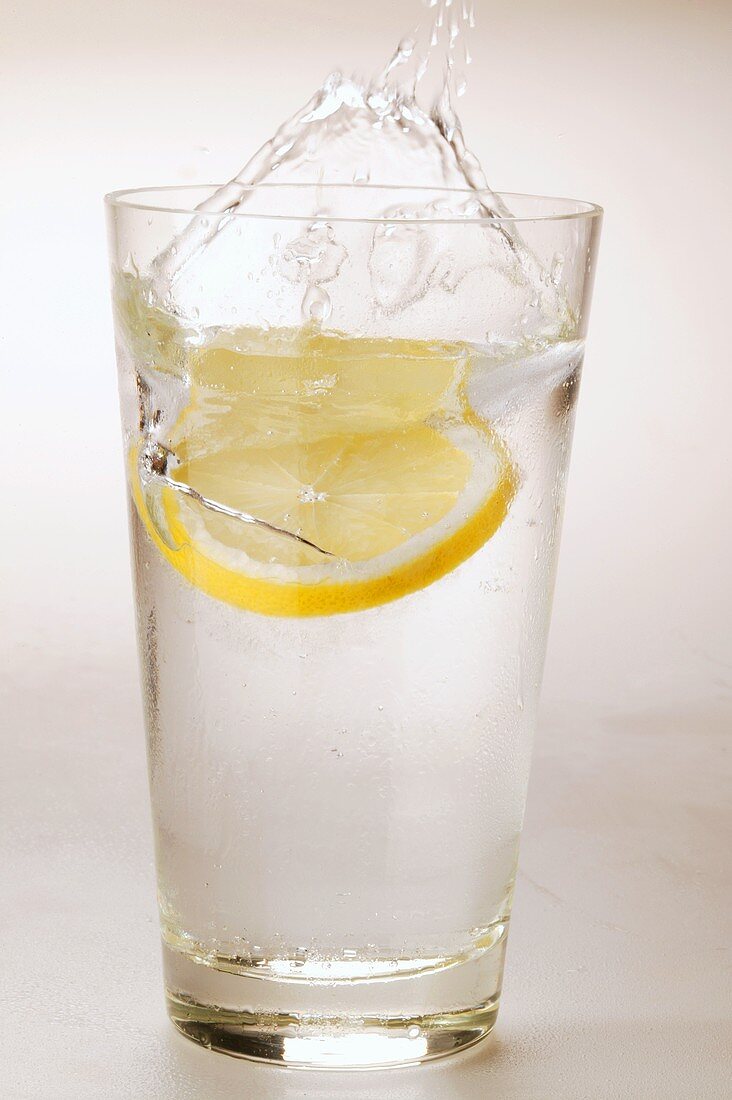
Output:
[{"xmin": 132, "ymin": 328, "xmax": 516, "ymax": 617}]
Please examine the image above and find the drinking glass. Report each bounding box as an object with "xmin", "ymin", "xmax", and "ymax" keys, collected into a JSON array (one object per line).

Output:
[{"xmin": 106, "ymin": 184, "xmax": 601, "ymax": 1068}]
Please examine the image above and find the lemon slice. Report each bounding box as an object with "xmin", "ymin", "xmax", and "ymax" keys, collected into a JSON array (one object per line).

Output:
[{"xmin": 132, "ymin": 332, "xmax": 516, "ymax": 617}]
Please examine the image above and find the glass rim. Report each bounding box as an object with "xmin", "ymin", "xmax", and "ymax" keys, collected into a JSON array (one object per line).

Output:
[{"xmin": 104, "ymin": 183, "xmax": 603, "ymax": 226}]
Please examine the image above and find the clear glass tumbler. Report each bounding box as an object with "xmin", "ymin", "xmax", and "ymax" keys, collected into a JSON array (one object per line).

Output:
[{"xmin": 106, "ymin": 184, "xmax": 601, "ymax": 1068}]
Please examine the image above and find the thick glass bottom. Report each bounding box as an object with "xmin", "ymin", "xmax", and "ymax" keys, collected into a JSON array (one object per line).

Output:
[{"xmin": 163, "ymin": 930, "xmax": 506, "ymax": 1069}]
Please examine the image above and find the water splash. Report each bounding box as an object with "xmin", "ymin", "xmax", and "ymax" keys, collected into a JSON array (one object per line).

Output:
[
  {"xmin": 151, "ymin": 1, "xmax": 566, "ymax": 330},
  {"xmin": 153, "ymin": 2, "xmax": 510, "ymax": 286}
]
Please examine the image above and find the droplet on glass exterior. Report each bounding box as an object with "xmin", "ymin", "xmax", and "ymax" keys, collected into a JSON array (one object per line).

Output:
[{"xmin": 550, "ymin": 252, "xmax": 565, "ymax": 286}]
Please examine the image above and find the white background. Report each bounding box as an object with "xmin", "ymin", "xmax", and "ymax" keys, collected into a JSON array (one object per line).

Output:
[{"xmin": 2, "ymin": 1, "xmax": 730, "ymax": 1096}]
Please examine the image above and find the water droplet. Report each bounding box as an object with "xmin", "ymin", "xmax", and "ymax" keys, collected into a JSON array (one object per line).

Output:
[
  {"xmin": 408, "ymin": 1025, "xmax": 421, "ymax": 1039},
  {"xmin": 550, "ymin": 252, "xmax": 565, "ymax": 286},
  {"xmin": 302, "ymin": 285, "xmax": 332, "ymax": 324},
  {"xmin": 298, "ymin": 484, "xmax": 327, "ymax": 504}
]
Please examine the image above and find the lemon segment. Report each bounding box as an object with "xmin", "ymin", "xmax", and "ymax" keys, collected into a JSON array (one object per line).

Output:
[{"xmin": 177, "ymin": 330, "xmax": 465, "ymax": 456}]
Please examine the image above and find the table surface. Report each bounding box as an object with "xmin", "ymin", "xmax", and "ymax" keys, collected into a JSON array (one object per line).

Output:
[{"xmin": 3, "ymin": 600, "xmax": 729, "ymax": 1099}]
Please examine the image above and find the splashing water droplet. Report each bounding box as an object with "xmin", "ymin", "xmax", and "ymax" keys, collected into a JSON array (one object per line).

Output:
[{"xmin": 302, "ymin": 285, "xmax": 332, "ymax": 324}]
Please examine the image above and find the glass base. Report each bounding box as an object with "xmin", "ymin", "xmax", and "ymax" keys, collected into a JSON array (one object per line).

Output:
[
  {"xmin": 168, "ymin": 994, "xmax": 498, "ymax": 1068},
  {"xmin": 163, "ymin": 932, "xmax": 505, "ymax": 1069}
]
